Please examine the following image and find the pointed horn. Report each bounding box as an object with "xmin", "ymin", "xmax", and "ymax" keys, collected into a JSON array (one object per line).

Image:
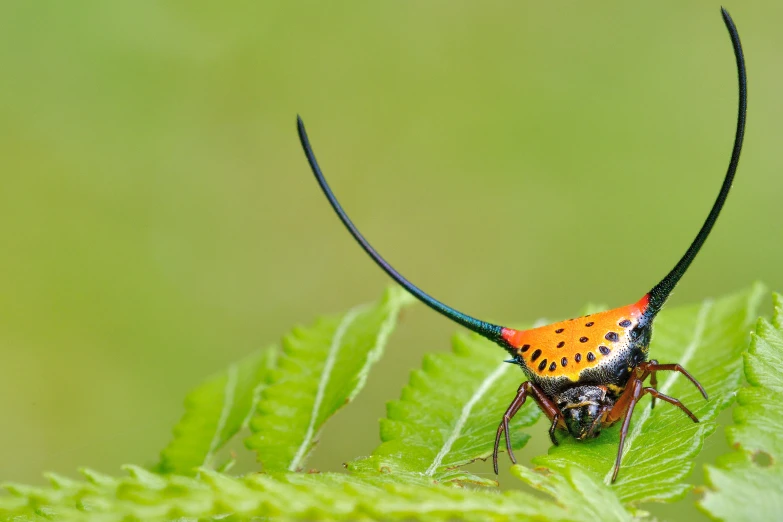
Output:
[
  {"xmin": 647, "ymin": 8, "xmax": 746, "ymax": 315},
  {"xmin": 297, "ymin": 116, "xmax": 505, "ymax": 344}
]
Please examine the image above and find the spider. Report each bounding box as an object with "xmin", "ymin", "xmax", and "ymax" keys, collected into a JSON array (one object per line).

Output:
[{"xmin": 295, "ymin": 8, "xmax": 745, "ymax": 482}]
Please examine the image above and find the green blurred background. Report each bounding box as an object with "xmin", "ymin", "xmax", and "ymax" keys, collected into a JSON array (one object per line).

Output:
[{"xmin": 0, "ymin": 1, "xmax": 780, "ymax": 518}]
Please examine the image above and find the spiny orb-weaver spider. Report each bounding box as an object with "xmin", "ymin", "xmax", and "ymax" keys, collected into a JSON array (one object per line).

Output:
[{"xmin": 295, "ymin": 8, "xmax": 746, "ymax": 482}]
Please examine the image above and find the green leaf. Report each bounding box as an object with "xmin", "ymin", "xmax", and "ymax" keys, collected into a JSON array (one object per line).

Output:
[
  {"xmin": 699, "ymin": 292, "xmax": 783, "ymax": 521},
  {"xmin": 246, "ymin": 287, "xmax": 414, "ymax": 472},
  {"xmin": 348, "ymin": 324, "xmax": 545, "ymax": 484},
  {"xmin": 0, "ymin": 289, "xmax": 766, "ymax": 521},
  {"xmin": 0, "ymin": 466, "xmax": 582, "ymax": 521},
  {"xmin": 1, "ymin": 464, "xmax": 644, "ymax": 521},
  {"xmin": 156, "ymin": 348, "xmax": 277, "ymax": 475},
  {"xmin": 528, "ymin": 285, "xmax": 764, "ymax": 505},
  {"xmin": 513, "ymin": 465, "xmax": 633, "ymax": 522}
]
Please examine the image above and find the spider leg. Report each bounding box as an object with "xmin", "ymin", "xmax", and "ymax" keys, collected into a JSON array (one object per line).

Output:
[
  {"xmin": 588, "ymin": 405, "xmax": 609, "ymax": 435},
  {"xmin": 649, "ymin": 366, "xmax": 658, "ymax": 409},
  {"xmin": 640, "ymin": 361, "xmax": 708, "ymax": 401},
  {"xmin": 494, "ymin": 382, "xmax": 529, "ymax": 474},
  {"xmin": 549, "ymin": 413, "xmax": 561, "ymax": 446},
  {"xmin": 605, "ymin": 362, "xmax": 703, "ymax": 483},
  {"xmin": 642, "ymin": 387, "xmax": 699, "ymax": 423},
  {"xmin": 493, "ymin": 381, "xmax": 562, "ymax": 474},
  {"xmin": 611, "ymin": 378, "xmax": 644, "ymax": 483}
]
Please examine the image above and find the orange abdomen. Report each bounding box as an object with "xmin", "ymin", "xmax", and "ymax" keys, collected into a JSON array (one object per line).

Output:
[{"xmin": 502, "ymin": 294, "xmax": 650, "ymax": 385}]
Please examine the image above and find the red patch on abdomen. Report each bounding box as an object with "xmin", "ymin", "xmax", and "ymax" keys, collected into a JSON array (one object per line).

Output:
[{"xmin": 502, "ymin": 327, "xmax": 524, "ymax": 347}]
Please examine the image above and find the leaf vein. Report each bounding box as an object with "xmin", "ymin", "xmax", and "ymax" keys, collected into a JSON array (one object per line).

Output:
[
  {"xmin": 288, "ymin": 306, "xmax": 363, "ymax": 471},
  {"xmin": 203, "ymin": 363, "xmax": 239, "ymax": 469},
  {"xmin": 602, "ymin": 299, "xmax": 713, "ymax": 484},
  {"xmin": 424, "ymin": 362, "xmax": 510, "ymax": 476}
]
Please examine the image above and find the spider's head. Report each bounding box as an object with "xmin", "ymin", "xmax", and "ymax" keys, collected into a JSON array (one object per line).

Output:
[{"xmin": 556, "ymin": 385, "xmax": 613, "ymax": 440}]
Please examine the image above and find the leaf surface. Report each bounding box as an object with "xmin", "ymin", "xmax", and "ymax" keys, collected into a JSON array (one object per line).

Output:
[
  {"xmin": 1, "ymin": 465, "xmax": 634, "ymax": 522},
  {"xmin": 528, "ymin": 285, "xmax": 764, "ymax": 504},
  {"xmin": 513, "ymin": 465, "xmax": 633, "ymax": 522},
  {"xmin": 0, "ymin": 289, "xmax": 766, "ymax": 521},
  {"xmin": 699, "ymin": 292, "xmax": 783, "ymax": 521},
  {"xmin": 245, "ymin": 287, "xmax": 413, "ymax": 472},
  {"xmin": 157, "ymin": 348, "xmax": 277, "ymax": 475},
  {"xmin": 348, "ymin": 323, "xmax": 546, "ymax": 484}
]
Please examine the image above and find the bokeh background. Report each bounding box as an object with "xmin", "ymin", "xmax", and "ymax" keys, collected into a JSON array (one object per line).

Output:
[{"xmin": 0, "ymin": 1, "xmax": 781, "ymax": 519}]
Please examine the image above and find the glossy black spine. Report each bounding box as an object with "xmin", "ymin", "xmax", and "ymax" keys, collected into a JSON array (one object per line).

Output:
[
  {"xmin": 648, "ymin": 8, "xmax": 747, "ymax": 314},
  {"xmin": 297, "ymin": 117, "xmax": 505, "ymax": 344}
]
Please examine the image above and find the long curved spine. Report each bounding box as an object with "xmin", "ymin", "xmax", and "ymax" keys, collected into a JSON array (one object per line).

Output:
[
  {"xmin": 647, "ymin": 7, "xmax": 747, "ymax": 315},
  {"xmin": 296, "ymin": 116, "xmax": 506, "ymax": 346}
]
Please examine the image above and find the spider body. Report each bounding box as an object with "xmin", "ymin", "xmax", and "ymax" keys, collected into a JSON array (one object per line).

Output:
[
  {"xmin": 501, "ymin": 296, "xmax": 651, "ymax": 398},
  {"xmin": 496, "ymin": 294, "xmax": 706, "ymax": 465},
  {"xmin": 295, "ymin": 8, "xmax": 746, "ymax": 482},
  {"xmin": 499, "ymin": 297, "xmax": 653, "ymax": 445}
]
